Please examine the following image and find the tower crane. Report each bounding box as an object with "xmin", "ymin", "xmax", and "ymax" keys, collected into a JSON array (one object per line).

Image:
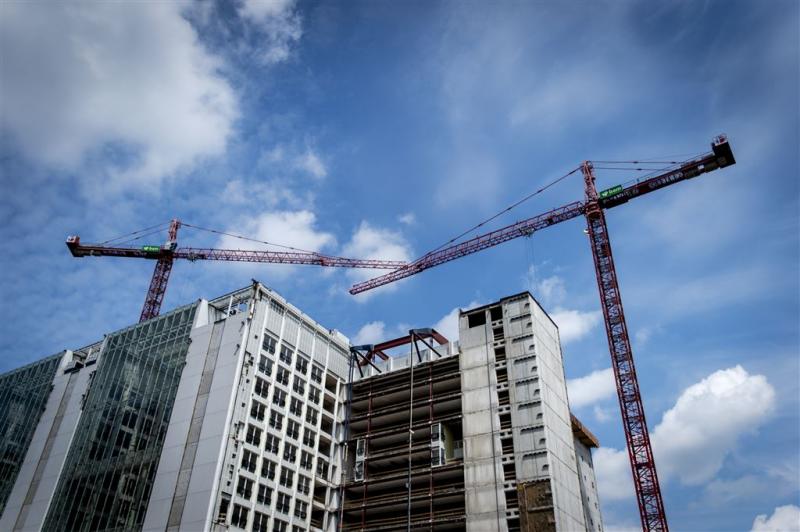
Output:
[
  {"xmin": 349, "ymin": 135, "xmax": 736, "ymax": 532},
  {"xmin": 66, "ymin": 221, "xmax": 407, "ymax": 323}
]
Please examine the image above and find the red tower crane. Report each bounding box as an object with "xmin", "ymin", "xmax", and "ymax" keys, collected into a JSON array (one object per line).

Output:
[
  {"xmin": 350, "ymin": 136, "xmax": 736, "ymax": 532},
  {"xmin": 66, "ymin": 221, "xmax": 407, "ymax": 323}
]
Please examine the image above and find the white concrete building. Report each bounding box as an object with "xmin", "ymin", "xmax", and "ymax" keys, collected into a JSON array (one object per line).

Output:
[
  {"xmin": 0, "ymin": 282, "xmax": 349, "ymax": 532},
  {"xmin": 340, "ymin": 292, "xmax": 603, "ymax": 532}
]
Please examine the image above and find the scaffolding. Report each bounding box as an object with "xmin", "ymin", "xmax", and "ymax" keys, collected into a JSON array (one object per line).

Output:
[{"xmin": 339, "ymin": 330, "xmax": 466, "ymax": 531}]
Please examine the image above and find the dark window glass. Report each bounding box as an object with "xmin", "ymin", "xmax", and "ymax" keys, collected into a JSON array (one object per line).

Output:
[
  {"xmin": 261, "ymin": 459, "xmax": 276, "ymax": 480},
  {"xmin": 263, "ymin": 335, "xmax": 277, "ymax": 354},
  {"xmin": 295, "ymin": 356, "xmax": 308, "ymax": 375},
  {"xmin": 265, "ymin": 434, "xmax": 280, "ymax": 454},
  {"xmin": 253, "ymin": 510, "xmax": 269, "ymax": 532},
  {"xmin": 0, "ymin": 353, "xmax": 61, "ymax": 514},
  {"xmin": 258, "ymin": 356, "xmax": 273, "ymax": 376},
  {"xmin": 231, "ymin": 503, "xmax": 249, "ymax": 528},
  {"xmin": 42, "ymin": 306, "xmax": 197, "ymax": 531},
  {"xmin": 279, "ymin": 344, "xmax": 292, "ymax": 365},
  {"xmin": 257, "ymin": 484, "xmax": 273, "ymax": 505}
]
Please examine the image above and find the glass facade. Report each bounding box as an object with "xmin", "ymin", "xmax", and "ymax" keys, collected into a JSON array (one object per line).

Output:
[
  {"xmin": 42, "ymin": 304, "xmax": 197, "ymax": 532},
  {"xmin": 0, "ymin": 353, "xmax": 61, "ymax": 514}
]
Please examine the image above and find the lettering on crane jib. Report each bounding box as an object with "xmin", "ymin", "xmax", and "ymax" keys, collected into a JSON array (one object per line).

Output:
[{"xmin": 647, "ymin": 170, "xmax": 684, "ymax": 190}]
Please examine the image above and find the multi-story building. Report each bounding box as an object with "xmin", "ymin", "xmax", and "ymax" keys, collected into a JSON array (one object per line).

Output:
[
  {"xmin": 0, "ymin": 282, "xmax": 349, "ymax": 532},
  {"xmin": 0, "ymin": 285, "xmax": 602, "ymax": 532},
  {"xmin": 340, "ymin": 292, "xmax": 602, "ymax": 532}
]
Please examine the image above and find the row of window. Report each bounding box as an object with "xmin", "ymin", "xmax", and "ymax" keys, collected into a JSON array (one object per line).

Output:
[
  {"xmin": 244, "ymin": 418, "xmax": 318, "ymax": 451},
  {"xmin": 231, "ymin": 502, "xmax": 307, "ymax": 531},
  {"xmin": 262, "ymin": 333, "xmax": 325, "ymax": 386},
  {"xmin": 255, "ymin": 361, "xmax": 322, "ymax": 408}
]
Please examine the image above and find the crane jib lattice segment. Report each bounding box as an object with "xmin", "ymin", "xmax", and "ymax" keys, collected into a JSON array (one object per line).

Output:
[
  {"xmin": 349, "ymin": 135, "xmax": 735, "ymax": 295},
  {"xmin": 348, "ymin": 201, "xmax": 586, "ymax": 293}
]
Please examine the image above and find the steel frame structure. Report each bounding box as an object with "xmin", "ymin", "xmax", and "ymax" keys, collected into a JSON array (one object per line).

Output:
[
  {"xmin": 349, "ymin": 136, "xmax": 737, "ymax": 531},
  {"xmin": 340, "ymin": 331, "xmax": 450, "ymax": 532},
  {"xmin": 66, "ymin": 219, "xmax": 408, "ymax": 322}
]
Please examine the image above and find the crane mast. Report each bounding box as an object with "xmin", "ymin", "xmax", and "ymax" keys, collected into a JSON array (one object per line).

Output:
[
  {"xmin": 584, "ymin": 162, "xmax": 667, "ymax": 530},
  {"xmin": 349, "ymin": 136, "xmax": 736, "ymax": 532}
]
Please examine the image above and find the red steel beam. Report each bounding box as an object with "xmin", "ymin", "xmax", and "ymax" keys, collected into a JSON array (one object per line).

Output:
[
  {"xmin": 583, "ymin": 162, "xmax": 667, "ymax": 531},
  {"xmin": 349, "ymin": 201, "xmax": 586, "ymax": 294}
]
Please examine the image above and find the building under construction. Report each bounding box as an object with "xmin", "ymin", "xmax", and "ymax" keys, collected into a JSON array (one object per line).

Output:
[
  {"xmin": 341, "ymin": 292, "xmax": 602, "ymax": 532},
  {"xmin": 0, "ymin": 284, "xmax": 602, "ymax": 532}
]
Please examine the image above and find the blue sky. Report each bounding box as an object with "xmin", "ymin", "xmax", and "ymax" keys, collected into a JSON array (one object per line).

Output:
[{"xmin": 1, "ymin": 1, "xmax": 798, "ymax": 530}]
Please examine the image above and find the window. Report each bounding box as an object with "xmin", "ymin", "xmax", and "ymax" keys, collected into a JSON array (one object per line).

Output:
[
  {"xmin": 293, "ymin": 376, "xmax": 305, "ymax": 395},
  {"xmin": 287, "ymin": 420, "xmax": 300, "ymax": 440},
  {"xmin": 279, "ymin": 344, "xmax": 293, "ymax": 364},
  {"xmin": 317, "ymin": 458, "xmax": 329, "ymax": 479},
  {"xmin": 241, "ymin": 450, "xmax": 257, "ymax": 473},
  {"xmin": 283, "ymin": 443, "xmax": 297, "ymax": 463},
  {"xmin": 258, "ymin": 355, "xmax": 273, "ymax": 376},
  {"xmin": 302, "ymin": 429, "xmax": 316, "ymax": 447},
  {"xmin": 255, "ymin": 376, "xmax": 269, "ymax": 398},
  {"xmin": 295, "ymin": 355, "xmax": 308, "ymax": 375},
  {"xmin": 293, "ymin": 527, "xmax": 305, "ymax": 532},
  {"xmin": 236, "ymin": 476, "xmax": 253, "ymax": 499},
  {"xmin": 217, "ymin": 496, "xmax": 230, "ymax": 523},
  {"xmin": 272, "ymin": 389, "xmax": 286, "ymax": 408},
  {"xmin": 231, "ymin": 504, "xmax": 249, "ymax": 528},
  {"xmin": 297, "ymin": 475, "xmax": 311, "ymax": 495},
  {"xmin": 265, "ymin": 434, "xmax": 279, "ymax": 455},
  {"xmin": 253, "ymin": 511, "xmax": 269, "ymax": 532},
  {"xmin": 273, "ymin": 518, "xmax": 288, "ymax": 532},
  {"xmin": 269, "ymin": 411, "xmax": 284, "ymax": 431},
  {"xmin": 299, "ymin": 451, "xmax": 313, "ymax": 470},
  {"xmin": 276, "ymin": 367, "xmax": 290, "ymax": 386},
  {"xmin": 289, "ymin": 397, "xmax": 303, "ymax": 417},
  {"xmin": 308, "ymin": 387, "xmax": 320, "ymax": 404},
  {"xmin": 279, "ymin": 467, "xmax": 294, "ymax": 488},
  {"xmin": 305, "ymin": 408, "xmax": 318, "ymax": 426},
  {"xmin": 311, "ymin": 365, "xmax": 323, "ymax": 384},
  {"xmin": 257, "ymin": 484, "xmax": 272, "ymax": 506},
  {"xmin": 261, "ymin": 459, "xmax": 276, "ymax": 480},
  {"xmin": 246, "ymin": 424, "xmax": 262, "ymax": 447},
  {"xmin": 263, "ymin": 334, "xmax": 277, "ymax": 354},
  {"xmin": 294, "ymin": 500, "xmax": 308, "ymax": 519},
  {"xmin": 250, "ymin": 400, "xmax": 266, "ymax": 421},
  {"xmin": 276, "ymin": 492, "xmax": 291, "ymax": 514}
]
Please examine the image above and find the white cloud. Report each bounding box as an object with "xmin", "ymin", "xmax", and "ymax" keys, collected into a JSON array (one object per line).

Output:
[
  {"xmin": 537, "ymin": 275, "xmax": 567, "ymax": 307},
  {"xmin": 398, "ymin": 212, "xmax": 416, "ymax": 226},
  {"xmin": 595, "ymin": 365, "xmax": 776, "ymax": 501},
  {"xmin": 593, "ymin": 405, "xmax": 612, "ymax": 423},
  {"xmin": 567, "ymin": 368, "xmax": 616, "ymax": 409},
  {"xmin": 221, "ymin": 179, "xmax": 301, "ymax": 209},
  {"xmin": 217, "ymin": 210, "xmax": 334, "ymax": 253},
  {"xmin": 353, "ymin": 321, "xmax": 386, "ymax": 345},
  {"xmin": 0, "ymin": 2, "xmax": 238, "ymax": 189},
  {"xmin": 703, "ymin": 476, "xmax": 770, "ymax": 507},
  {"xmin": 238, "ymin": 0, "xmax": 302, "ymax": 64},
  {"xmin": 751, "ymin": 505, "xmax": 800, "ymax": 532},
  {"xmin": 341, "ymin": 222, "xmax": 414, "ymax": 296},
  {"xmin": 594, "ymin": 447, "xmax": 634, "ymax": 502},
  {"xmin": 520, "ymin": 268, "xmax": 600, "ymax": 343},
  {"xmin": 295, "ymin": 148, "xmax": 327, "ymax": 179},
  {"xmin": 550, "ymin": 308, "xmax": 602, "ymax": 344},
  {"xmin": 654, "ymin": 365, "xmax": 775, "ymax": 485},
  {"xmin": 634, "ymin": 326, "xmax": 658, "ymax": 347}
]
